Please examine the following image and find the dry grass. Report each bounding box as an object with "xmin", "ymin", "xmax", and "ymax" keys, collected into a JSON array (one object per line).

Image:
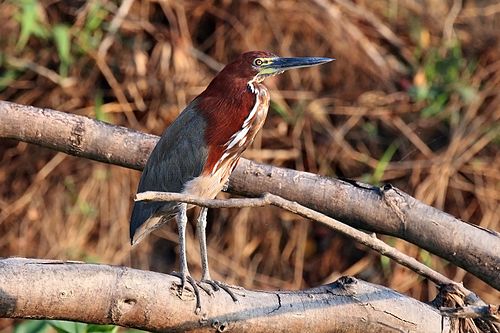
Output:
[{"xmin": 0, "ymin": 1, "xmax": 499, "ymax": 329}]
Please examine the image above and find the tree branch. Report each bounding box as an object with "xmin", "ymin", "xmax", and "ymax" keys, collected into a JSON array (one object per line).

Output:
[
  {"xmin": 136, "ymin": 191, "xmax": 481, "ymax": 305},
  {"xmin": 0, "ymin": 258, "xmax": 452, "ymax": 333},
  {"xmin": 0, "ymin": 100, "xmax": 499, "ymax": 290}
]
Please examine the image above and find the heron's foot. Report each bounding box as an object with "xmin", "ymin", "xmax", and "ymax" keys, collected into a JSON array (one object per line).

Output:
[
  {"xmin": 201, "ymin": 279, "xmax": 239, "ymax": 303},
  {"xmin": 195, "ymin": 280, "xmax": 215, "ymax": 296},
  {"xmin": 171, "ymin": 271, "xmax": 202, "ymax": 313}
]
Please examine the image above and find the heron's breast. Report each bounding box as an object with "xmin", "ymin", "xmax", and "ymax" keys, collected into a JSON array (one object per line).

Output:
[{"xmin": 208, "ymin": 85, "xmax": 269, "ymax": 177}]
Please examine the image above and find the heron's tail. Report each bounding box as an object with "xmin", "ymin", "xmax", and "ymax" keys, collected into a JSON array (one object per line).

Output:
[{"xmin": 130, "ymin": 200, "xmax": 174, "ymax": 246}]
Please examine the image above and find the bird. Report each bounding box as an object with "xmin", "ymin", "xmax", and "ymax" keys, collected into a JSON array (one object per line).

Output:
[{"xmin": 130, "ymin": 51, "xmax": 333, "ymax": 310}]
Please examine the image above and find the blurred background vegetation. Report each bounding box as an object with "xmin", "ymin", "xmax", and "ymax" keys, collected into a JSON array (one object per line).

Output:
[{"xmin": 0, "ymin": 0, "xmax": 499, "ymax": 331}]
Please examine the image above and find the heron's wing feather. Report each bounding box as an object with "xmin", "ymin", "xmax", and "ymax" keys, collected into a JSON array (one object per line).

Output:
[{"xmin": 130, "ymin": 103, "xmax": 208, "ymax": 244}]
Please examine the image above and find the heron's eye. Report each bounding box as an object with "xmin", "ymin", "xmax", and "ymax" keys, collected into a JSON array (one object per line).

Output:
[{"xmin": 254, "ymin": 58, "xmax": 264, "ymax": 66}]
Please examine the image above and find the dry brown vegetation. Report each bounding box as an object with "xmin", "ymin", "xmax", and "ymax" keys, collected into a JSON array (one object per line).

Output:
[{"xmin": 0, "ymin": 0, "xmax": 499, "ymax": 330}]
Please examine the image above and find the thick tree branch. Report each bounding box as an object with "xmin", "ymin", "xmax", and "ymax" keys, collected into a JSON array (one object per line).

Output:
[
  {"xmin": 0, "ymin": 101, "xmax": 499, "ymax": 290},
  {"xmin": 0, "ymin": 258, "xmax": 452, "ymax": 333}
]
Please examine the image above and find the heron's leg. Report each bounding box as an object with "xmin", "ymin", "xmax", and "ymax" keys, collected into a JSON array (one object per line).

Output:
[
  {"xmin": 174, "ymin": 202, "xmax": 201, "ymax": 312},
  {"xmin": 196, "ymin": 207, "xmax": 211, "ymax": 281},
  {"xmin": 176, "ymin": 202, "xmax": 190, "ymax": 280},
  {"xmin": 196, "ymin": 207, "xmax": 238, "ymax": 303}
]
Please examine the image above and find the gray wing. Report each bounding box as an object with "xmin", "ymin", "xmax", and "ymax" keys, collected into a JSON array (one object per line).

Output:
[{"xmin": 130, "ymin": 102, "xmax": 208, "ymax": 244}]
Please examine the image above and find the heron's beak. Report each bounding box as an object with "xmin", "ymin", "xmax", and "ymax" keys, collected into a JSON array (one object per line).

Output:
[{"xmin": 260, "ymin": 56, "xmax": 334, "ymax": 76}]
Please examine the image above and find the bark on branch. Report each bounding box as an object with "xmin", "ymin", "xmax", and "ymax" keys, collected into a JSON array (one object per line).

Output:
[
  {"xmin": 0, "ymin": 101, "xmax": 499, "ymax": 290},
  {"xmin": 0, "ymin": 258, "xmax": 451, "ymax": 333}
]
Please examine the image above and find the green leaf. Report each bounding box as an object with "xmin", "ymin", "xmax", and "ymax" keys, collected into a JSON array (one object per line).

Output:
[
  {"xmin": 52, "ymin": 24, "xmax": 72, "ymax": 77},
  {"xmin": 15, "ymin": 0, "xmax": 49, "ymax": 51},
  {"xmin": 270, "ymin": 100, "xmax": 290, "ymax": 122},
  {"xmin": 87, "ymin": 324, "xmax": 119, "ymax": 333},
  {"xmin": 361, "ymin": 122, "xmax": 378, "ymax": 137},
  {"xmin": 0, "ymin": 69, "xmax": 19, "ymax": 91},
  {"xmin": 371, "ymin": 142, "xmax": 398, "ymax": 185},
  {"xmin": 78, "ymin": 200, "xmax": 97, "ymax": 218},
  {"xmin": 421, "ymin": 93, "xmax": 448, "ymax": 118},
  {"xmin": 75, "ymin": 3, "xmax": 107, "ymax": 53},
  {"xmin": 14, "ymin": 320, "xmax": 49, "ymax": 333},
  {"xmin": 380, "ymin": 236, "xmax": 396, "ymax": 276},
  {"xmin": 456, "ymin": 85, "xmax": 476, "ymax": 104},
  {"xmin": 419, "ymin": 249, "xmax": 433, "ymax": 268},
  {"xmin": 408, "ymin": 85, "xmax": 429, "ymax": 102},
  {"xmin": 380, "ymin": 255, "xmax": 391, "ymax": 276},
  {"xmin": 82, "ymin": 254, "xmax": 102, "ymax": 264},
  {"xmin": 86, "ymin": 3, "xmax": 107, "ymax": 31},
  {"xmin": 410, "ymin": 39, "xmax": 475, "ymax": 121},
  {"xmin": 94, "ymin": 90, "xmax": 109, "ymax": 122},
  {"xmin": 48, "ymin": 320, "xmax": 87, "ymax": 333}
]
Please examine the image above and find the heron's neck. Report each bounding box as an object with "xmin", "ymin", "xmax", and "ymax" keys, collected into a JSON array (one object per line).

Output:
[{"xmin": 247, "ymin": 78, "xmax": 268, "ymax": 97}]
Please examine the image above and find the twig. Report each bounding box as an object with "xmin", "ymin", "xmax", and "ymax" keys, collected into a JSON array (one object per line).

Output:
[
  {"xmin": 443, "ymin": 0, "xmax": 462, "ymax": 43},
  {"xmin": 5, "ymin": 56, "xmax": 76, "ymax": 88},
  {"xmin": 433, "ymin": 284, "xmax": 500, "ymax": 330},
  {"xmin": 94, "ymin": 0, "xmax": 138, "ymax": 126},
  {"xmin": 333, "ymin": 0, "xmax": 414, "ymax": 67},
  {"xmin": 440, "ymin": 305, "xmax": 499, "ymax": 321},
  {"xmin": 97, "ymin": 0, "xmax": 135, "ymax": 58},
  {"xmin": 136, "ymin": 191, "xmax": 482, "ymax": 305},
  {"xmin": 189, "ymin": 47, "xmax": 224, "ymax": 72},
  {"xmin": 136, "ymin": 191, "xmax": 268, "ymax": 208},
  {"xmin": 313, "ymin": 0, "xmax": 393, "ymax": 77}
]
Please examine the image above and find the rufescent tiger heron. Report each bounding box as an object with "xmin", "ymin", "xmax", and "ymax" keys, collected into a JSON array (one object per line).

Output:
[{"xmin": 130, "ymin": 51, "xmax": 333, "ymax": 311}]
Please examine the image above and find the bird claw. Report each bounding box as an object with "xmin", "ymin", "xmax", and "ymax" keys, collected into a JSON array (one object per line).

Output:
[
  {"xmin": 196, "ymin": 280, "xmax": 215, "ymax": 296},
  {"xmin": 171, "ymin": 271, "xmax": 202, "ymax": 313},
  {"xmin": 201, "ymin": 279, "xmax": 239, "ymax": 303},
  {"xmin": 170, "ymin": 272, "xmax": 240, "ymax": 313}
]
